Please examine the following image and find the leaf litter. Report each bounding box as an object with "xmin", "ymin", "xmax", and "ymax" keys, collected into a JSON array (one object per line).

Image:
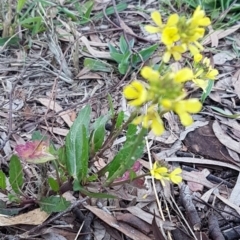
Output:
[{"xmin": 0, "ymin": 0, "xmax": 240, "ymax": 239}]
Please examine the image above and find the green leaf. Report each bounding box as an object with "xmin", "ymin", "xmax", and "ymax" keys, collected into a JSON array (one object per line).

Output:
[
  {"xmin": 116, "ymin": 111, "xmax": 124, "ymax": 129},
  {"xmin": 84, "ymin": 2, "xmax": 94, "ymax": 19},
  {"xmin": 48, "ymin": 177, "xmax": 60, "ymax": 192},
  {"xmin": 58, "ymin": 146, "xmax": 66, "ymax": 166},
  {"xmin": 65, "ymin": 105, "xmax": 91, "ymax": 181},
  {"xmin": 84, "ymin": 58, "xmax": 112, "ymax": 72},
  {"xmin": 9, "ymin": 155, "xmax": 23, "ymax": 194},
  {"xmin": 108, "ymin": 43, "xmax": 119, "ymax": 54},
  {"xmin": 132, "ymin": 44, "xmax": 158, "ymax": 65},
  {"xmin": 0, "ymin": 37, "xmax": 20, "ymax": 46},
  {"xmin": 31, "ymin": 131, "xmax": 47, "ymax": 141},
  {"xmin": 110, "ymin": 52, "xmax": 124, "ymax": 63},
  {"xmin": 0, "ymin": 171, "xmax": 6, "ymax": 190},
  {"xmin": 39, "ymin": 196, "xmax": 71, "ymax": 214},
  {"xmin": 94, "ymin": 2, "xmax": 128, "ymax": 20},
  {"xmin": 107, "ymin": 94, "xmax": 114, "ymax": 117},
  {"xmin": 119, "ymin": 35, "xmax": 128, "ymax": 54},
  {"xmin": 103, "ymin": 125, "xmax": 146, "ymax": 186},
  {"xmin": 17, "ymin": 0, "xmax": 27, "ymax": 12},
  {"xmin": 73, "ymin": 181, "xmax": 116, "ymax": 198},
  {"xmin": 118, "ymin": 62, "xmax": 129, "ymax": 74},
  {"xmin": 209, "ymin": 106, "xmax": 240, "ymax": 119},
  {"xmin": 91, "ymin": 115, "xmax": 110, "ymax": 153},
  {"xmin": 200, "ymin": 80, "xmax": 214, "ymax": 103}
]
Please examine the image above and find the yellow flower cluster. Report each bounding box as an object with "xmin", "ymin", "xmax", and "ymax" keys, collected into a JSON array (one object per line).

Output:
[
  {"xmin": 123, "ymin": 66, "xmax": 202, "ymax": 135},
  {"xmin": 145, "ymin": 6, "xmax": 211, "ymax": 62},
  {"xmin": 150, "ymin": 162, "xmax": 182, "ymax": 185},
  {"xmin": 192, "ymin": 55, "xmax": 219, "ymax": 91}
]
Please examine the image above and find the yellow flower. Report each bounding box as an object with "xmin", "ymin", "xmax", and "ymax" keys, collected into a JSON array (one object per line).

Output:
[
  {"xmin": 162, "ymin": 27, "xmax": 180, "ymax": 45},
  {"xmin": 140, "ymin": 66, "xmax": 160, "ymax": 83},
  {"xmin": 206, "ymin": 68, "xmax": 218, "ymax": 79},
  {"xmin": 169, "ymin": 168, "xmax": 182, "ymax": 184},
  {"xmin": 174, "ymin": 99, "xmax": 202, "ymax": 126},
  {"xmin": 173, "ymin": 68, "xmax": 194, "ymax": 83},
  {"xmin": 163, "ymin": 45, "xmax": 186, "ymax": 63},
  {"xmin": 190, "ymin": 6, "xmax": 211, "ymax": 27},
  {"xmin": 161, "ymin": 98, "xmax": 202, "ymax": 126},
  {"xmin": 145, "ymin": 11, "xmax": 164, "ymax": 33},
  {"xmin": 192, "ymin": 57, "xmax": 218, "ymax": 91},
  {"xmin": 166, "ymin": 14, "xmax": 179, "ymax": 26},
  {"xmin": 194, "ymin": 53, "xmax": 203, "ymax": 63},
  {"xmin": 123, "ymin": 80, "xmax": 147, "ymax": 106},
  {"xmin": 133, "ymin": 105, "xmax": 165, "ymax": 135},
  {"xmin": 150, "ymin": 162, "xmax": 168, "ymax": 180}
]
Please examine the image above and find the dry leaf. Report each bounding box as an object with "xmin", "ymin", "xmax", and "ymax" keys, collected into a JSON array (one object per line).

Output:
[
  {"xmin": 212, "ymin": 121, "xmax": 240, "ymax": 155},
  {"xmin": 0, "ymin": 208, "xmax": 49, "ymax": 226},
  {"xmin": 38, "ymin": 98, "xmax": 73, "ymax": 127},
  {"xmin": 203, "ymin": 24, "xmax": 240, "ymax": 46},
  {"xmin": 85, "ymin": 205, "xmax": 152, "ymax": 240}
]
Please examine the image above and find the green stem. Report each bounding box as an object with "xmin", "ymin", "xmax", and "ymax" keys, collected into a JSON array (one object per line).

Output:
[
  {"xmin": 91, "ymin": 111, "xmax": 137, "ymax": 164},
  {"xmin": 103, "ymin": 127, "xmax": 146, "ymax": 187},
  {"xmin": 109, "ymin": 172, "xmax": 149, "ymax": 187}
]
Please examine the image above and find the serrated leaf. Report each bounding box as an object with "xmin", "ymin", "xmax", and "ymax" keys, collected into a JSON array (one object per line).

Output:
[
  {"xmin": 132, "ymin": 44, "xmax": 158, "ymax": 65},
  {"xmin": 39, "ymin": 196, "xmax": 71, "ymax": 214},
  {"xmin": 73, "ymin": 181, "xmax": 116, "ymax": 198},
  {"xmin": 65, "ymin": 105, "xmax": 91, "ymax": 181},
  {"xmin": 103, "ymin": 125, "xmax": 146, "ymax": 186},
  {"xmin": 84, "ymin": 58, "xmax": 112, "ymax": 72},
  {"xmin": 116, "ymin": 111, "xmax": 124, "ymax": 129},
  {"xmin": 48, "ymin": 177, "xmax": 60, "ymax": 192},
  {"xmin": 9, "ymin": 155, "xmax": 23, "ymax": 194},
  {"xmin": 0, "ymin": 170, "xmax": 6, "ymax": 190}
]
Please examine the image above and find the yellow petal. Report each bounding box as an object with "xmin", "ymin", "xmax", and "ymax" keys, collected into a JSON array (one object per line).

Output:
[
  {"xmin": 163, "ymin": 51, "xmax": 171, "ymax": 63},
  {"xmin": 155, "ymin": 167, "xmax": 168, "ymax": 174},
  {"xmin": 174, "ymin": 68, "xmax": 193, "ymax": 82},
  {"xmin": 188, "ymin": 44, "xmax": 199, "ymax": 55},
  {"xmin": 172, "ymin": 51, "xmax": 181, "ymax": 61},
  {"xmin": 206, "ymin": 69, "xmax": 218, "ymax": 79},
  {"xmin": 198, "ymin": 17, "xmax": 211, "ymax": 26},
  {"xmin": 193, "ymin": 78, "xmax": 208, "ymax": 91},
  {"xmin": 179, "ymin": 112, "xmax": 193, "ymax": 126},
  {"xmin": 141, "ymin": 66, "xmax": 160, "ymax": 82},
  {"xmin": 185, "ymin": 99, "xmax": 202, "ymax": 113},
  {"xmin": 194, "ymin": 53, "xmax": 203, "ymax": 63},
  {"xmin": 167, "ymin": 14, "xmax": 179, "ymax": 26},
  {"xmin": 145, "ymin": 25, "xmax": 161, "ymax": 33},
  {"xmin": 132, "ymin": 116, "xmax": 143, "ymax": 125},
  {"xmin": 151, "ymin": 11, "xmax": 162, "ymax": 27},
  {"xmin": 151, "ymin": 118, "xmax": 165, "ymax": 135}
]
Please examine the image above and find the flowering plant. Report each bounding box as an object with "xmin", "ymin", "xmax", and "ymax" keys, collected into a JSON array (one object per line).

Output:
[{"xmin": 123, "ymin": 6, "xmax": 219, "ymax": 184}]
